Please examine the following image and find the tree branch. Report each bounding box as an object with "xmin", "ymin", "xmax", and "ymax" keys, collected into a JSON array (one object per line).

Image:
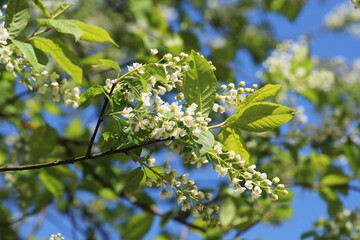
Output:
[{"xmin": 0, "ymin": 137, "xmax": 173, "ymax": 172}]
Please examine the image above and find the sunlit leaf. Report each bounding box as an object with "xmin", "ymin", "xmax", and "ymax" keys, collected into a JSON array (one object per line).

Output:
[
  {"xmin": 183, "ymin": 50, "xmax": 217, "ymax": 116},
  {"xmin": 227, "ymin": 102, "xmax": 295, "ymax": 132},
  {"xmin": 33, "ymin": 37, "xmax": 83, "ymax": 86},
  {"xmin": 71, "ymin": 20, "xmax": 119, "ymax": 47},
  {"xmin": 36, "ymin": 19, "xmax": 83, "ymax": 41}
]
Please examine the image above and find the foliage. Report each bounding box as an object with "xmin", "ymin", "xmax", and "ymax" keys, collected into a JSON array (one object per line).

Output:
[{"xmin": 0, "ymin": 0, "xmax": 359, "ymax": 239}]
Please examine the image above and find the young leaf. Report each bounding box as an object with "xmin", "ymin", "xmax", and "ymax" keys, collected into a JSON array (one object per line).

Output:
[
  {"xmin": 122, "ymin": 212, "xmax": 153, "ymax": 240},
  {"xmin": 39, "ymin": 171, "xmax": 64, "ymax": 200},
  {"xmin": 145, "ymin": 63, "xmax": 166, "ymax": 82},
  {"xmin": 227, "ymin": 102, "xmax": 295, "ymax": 132},
  {"xmin": 220, "ymin": 197, "xmax": 236, "ymax": 227},
  {"xmin": 320, "ymin": 174, "xmax": 351, "ymax": 186},
  {"xmin": 33, "ymin": 37, "xmax": 83, "ymax": 86},
  {"xmin": 217, "ymin": 126, "xmax": 250, "ymax": 162},
  {"xmin": 194, "ymin": 130, "xmax": 214, "ymax": 156},
  {"xmin": 4, "ymin": 0, "xmax": 30, "ymax": 38},
  {"xmin": 36, "ymin": 19, "xmax": 83, "ymax": 41},
  {"xmin": 51, "ymin": 3, "xmax": 74, "ymax": 19},
  {"xmin": 183, "ymin": 50, "xmax": 217, "ymax": 116},
  {"xmin": 79, "ymin": 85, "xmax": 104, "ymax": 109},
  {"xmin": 237, "ymin": 84, "xmax": 283, "ymax": 111},
  {"xmin": 122, "ymin": 167, "xmax": 144, "ymax": 193},
  {"xmin": 70, "ymin": 20, "xmax": 119, "ymax": 47},
  {"xmin": 93, "ymin": 59, "xmax": 121, "ymax": 72},
  {"xmin": 11, "ymin": 40, "xmax": 43, "ymax": 73}
]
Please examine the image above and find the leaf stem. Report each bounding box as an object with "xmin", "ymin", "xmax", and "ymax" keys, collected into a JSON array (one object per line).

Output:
[{"xmin": 208, "ymin": 121, "xmax": 226, "ymax": 129}]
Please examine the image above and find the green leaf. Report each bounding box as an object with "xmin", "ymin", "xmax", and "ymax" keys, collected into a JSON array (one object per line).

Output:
[
  {"xmin": 33, "ymin": 47, "xmax": 49, "ymax": 67},
  {"xmin": 36, "ymin": 19, "xmax": 83, "ymax": 41},
  {"xmin": 33, "ymin": 37, "xmax": 83, "ymax": 86},
  {"xmin": 320, "ymin": 174, "xmax": 350, "ymax": 186},
  {"xmin": 4, "ymin": 0, "xmax": 30, "ymax": 38},
  {"xmin": 125, "ymin": 76, "xmax": 146, "ymax": 96},
  {"xmin": 11, "ymin": 40, "xmax": 43, "ymax": 73},
  {"xmin": 32, "ymin": 0, "xmax": 50, "ymax": 18},
  {"xmin": 237, "ymin": 84, "xmax": 283, "ymax": 111},
  {"xmin": 220, "ymin": 197, "xmax": 236, "ymax": 227},
  {"xmin": 217, "ymin": 126, "xmax": 250, "ymax": 162},
  {"xmin": 51, "ymin": 3, "xmax": 74, "ymax": 19},
  {"xmin": 122, "ymin": 212, "xmax": 153, "ymax": 240},
  {"xmin": 39, "ymin": 171, "xmax": 64, "ymax": 200},
  {"xmin": 98, "ymin": 132, "xmax": 118, "ymax": 152},
  {"xmin": 264, "ymin": 0, "xmax": 307, "ymax": 21},
  {"xmin": 227, "ymin": 102, "xmax": 295, "ymax": 132},
  {"xmin": 160, "ymin": 209, "xmax": 177, "ymax": 227},
  {"xmin": 122, "ymin": 167, "xmax": 144, "ymax": 193},
  {"xmin": 194, "ymin": 130, "xmax": 214, "ymax": 156},
  {"xmin": 70, "ymin": 20, "xmax": 119, "ymax": 47},
  {"xmin": 183, "ymin": 50, "xmax": 217, "ymax": 116},
  {"xmin": 93, "ymin": 59, "xmax": 121, "ymax": 72},
  {"xmin": 145, "ymin": 63, "xmax": 166, "ymax": 81},
  {"xmin": 79, "ymin": 85, "xmax": 104, "ymax": 109}
]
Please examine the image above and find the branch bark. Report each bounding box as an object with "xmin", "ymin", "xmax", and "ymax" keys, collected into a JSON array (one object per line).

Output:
[{"xmin": 0, "ymin": 137, "xmax": 173, "ymax": 172}]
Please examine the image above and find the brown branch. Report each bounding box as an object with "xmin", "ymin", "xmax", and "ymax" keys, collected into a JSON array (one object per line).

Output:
[
  {"xmin": 0, "ymin": 137, "xmax": 173, "ymax": 172},
  {"xmin": 86, "ymin": 81, "xmax": 119, "ymax": 156}
]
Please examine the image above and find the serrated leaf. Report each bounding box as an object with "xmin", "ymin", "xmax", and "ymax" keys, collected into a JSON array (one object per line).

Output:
[
  {"xmin": 320, "ymin": 174, "xmax": 350, "ymax": 186},
  {"xmin": 125, "ymin": 76, "xmax": 146, "ymax": 96},
  {"xmin": 93, "ymin": 59, "xmax": 121, "ymax": 71},
  {"xmin": 33, "ymin": 37, "xmax": 83, "ymax": 86},
  {"xmin": 51, "ymin": 3, "xmax": 74, "ymax": 19},
  {"xmin": 220, "ymin": 197, "xmax": 236, "ymax": 227},
  {"xmin": 227, "ymin": 102, "xmax": 295, "ymax": 132},
  {"xmin": 79, "ymin": 85, "xmax": 104, "ymax": 109},
  {"xmin": 123, "ymin": 167, "xmax": 144, "ymax": 193},
  {"xmin": 183, "ymin": 50, "xmax": 217, "ymax": 116},
  {"xmin": 39, "ymin": 171, "xmax": 64, "ymax": 200},
  {"xmin": 70, "ymin": 20, "xmax": 119, "ymax": 47},
  {"xmin": 5, "ymin": 0, "xmax": 30, "ymax": 38},
  {"xmin": 237, "ymin": 84, "xmax": 283, "ymax": 111},
  {"xmin": 11, "ymin": 40, "xmax": 43, "ymax": 73},
  {"xmin": 36, "ymin": 19, "xmax": 83, "ymax": 41},
  {"xmin": 122, "ymin": 212, "xmax": 153, "ymax": 240},
  {"xmin": 145, "ymin": 63, "xmax": 166, "ymax": 81},
  {"xmin": 217, "ymin": 126, "xmax": 250, "ymax": 162},
  {"xmin": 194, "ymin": 130, "xmax": 214, "ymax": 156}
]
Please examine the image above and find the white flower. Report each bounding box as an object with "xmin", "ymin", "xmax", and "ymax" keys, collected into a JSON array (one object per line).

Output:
[
  {"xmin": 147, "ymin": 157, "xmax": 156, "ymax": 167},
  {"xmin": 214, "ymin": 142, "xmax": 222, "ymax": 155},
  {"xmin": 5, "ymin": 62, "xmax": 14, "ymax": 72},
  {"xmin": 227, "ymin": 150, "xmax": 236, "ymax": 159},
  {"xmin": 234, "ymin": 185, "xmax": 246, "ymax": 193},
  {"xmin": 192, "ymin": 127, "xmax": 201, "ymax": 136},
  {"xmin": 272, "ymin": 177, "xmax": 280, "ymax": 184},
  {"xmin": 141, "ymin": 92, "xmax": 152, "ymax": 107},
  {"xmin": 163, "ymin": 53, "xmax": 172, "ymax": 60},
  {"xmin": 245, "ymin": 180, "xmax": 253, "ymax": 190},
  {"xmin": 122, "ymin": 107, "xmax": 135, "ymax": 119},
  {"xmin": 177, "ymin": 193, "xmax": 186, "ymax": 204},
  {"xmin": 194, "ymin": 156, "xmax": 208, "ymax": 168},
  {"xmin": 181, "ymin": 201, "xmax": 191, "ymax": 211},
  {"xmin": 150, "ymin": 48, "xmax": 158, "ymax": 56}
]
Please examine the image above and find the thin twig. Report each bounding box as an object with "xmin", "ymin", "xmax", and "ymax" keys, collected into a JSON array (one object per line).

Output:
[{"xmin": 0, "ymin": 137, "xmax": 172, "ymax": 172}]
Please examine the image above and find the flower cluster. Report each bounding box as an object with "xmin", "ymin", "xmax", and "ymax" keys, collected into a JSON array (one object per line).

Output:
[
  {"xmin": 0, "ymin": 20, "xmax": 80, "ymax": 108},
  {"xmin": 103, "ymin": 49, "xmax": 287, "ymax": 225},
  {"xmin": 261, "ymin": 40, "xmax": 335, "ymax": 93},
  {"xmin": 49, "ymin": 233, "xmax": 64, "ymax": 240},
  {"xmin": 309, "ymin": 208, "xmax": 360, "ymax": 239},
  {"xmin": 325, "ymin": 2, "xmax": 360, "ymax": 37}
]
